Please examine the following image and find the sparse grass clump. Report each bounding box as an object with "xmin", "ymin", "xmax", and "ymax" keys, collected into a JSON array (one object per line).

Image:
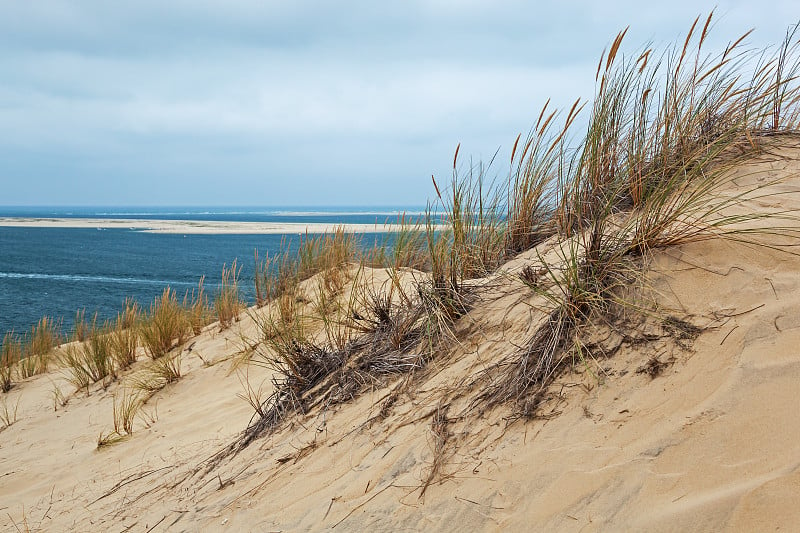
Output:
[
  {"xmin": 18, "ymin": 316, "xmax": 60, "ymax": 379},
  {"xmin": 0, "ymin": 394, "xmax": 20, "ymax": 430},
  {"xmin": 1, "ymin": 332, "xmax": 22, "ymax": 393},
  {"xmin": 73, "ymin": 309, "xmax": 90, "ymax": 342},
  {"xmin": 254, "ymin": 227, "xmax": 362, "ymax": 308},
  {"xmin": 139, "ymin": 288, "xmax": 191, "ymax": 360},
  {"xmin": 108, "ymin": 299, "xmax": 140, "ymax": 370},
  {"xmin": 60, "ymin": 301, "xmax": 140, "ymax": 394},
  {"xmin": 130, "ymin": 351, "xmax": 183, "ymax": 394},
  {"xmin": 97, "ymin": 389, "xmax": 143, "ymax": 448},
  {"xmin": 61, "ymin": 319, "xmax": 116, "ymax": 393},
  {"xmin": 184, "ymin": 278, "xmax": 212, "ymax": 335},
  {"xmin": 363, "ymin": 213, "xmax": 429, "ymax": 271},
  {"xmin": 215, "ymin": 260, "xmax": 243, "ymax": 329}
]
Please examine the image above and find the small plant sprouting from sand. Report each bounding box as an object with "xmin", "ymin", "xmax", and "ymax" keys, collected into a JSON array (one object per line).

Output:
[
  {"xmin": 98, "ymin": 352, "xmax": 180, "ymax": 447},
  {"xmin": 150, "ymin": 350, "xmax": 182, "ymax": 384},
  {"xmin": 96, "ymin": 350, "xmax": 181, "ymax": 446},
  {"xmin": 215, "ymin": 260, "xmax": 243, "ymax": 330},
  {"xmin": 0, "ymin": 393, "xmax": 20, "ymax": 430},
  {"xmin": 50, "ymin": 382, "xmax": 69, "ymax": 411},
  {"xmin": 97, "ymin": 389, "xmax": 143, "ymax": 448}
]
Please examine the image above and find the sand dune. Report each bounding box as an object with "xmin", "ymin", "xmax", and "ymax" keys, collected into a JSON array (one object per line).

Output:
[{"xmin": 2, "ymin": 146, "xmax": 800, "ymax": 532}]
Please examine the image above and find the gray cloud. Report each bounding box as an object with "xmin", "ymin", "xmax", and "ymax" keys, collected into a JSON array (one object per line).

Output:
[{"xmin": 1, "ymin": 1, "xmax": 797, "ymax": 205}]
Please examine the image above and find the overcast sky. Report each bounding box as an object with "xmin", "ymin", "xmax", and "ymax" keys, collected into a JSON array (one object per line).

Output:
[{"xmin": 1, "ymin": 1, "xmax": 797, "ymax": 206}]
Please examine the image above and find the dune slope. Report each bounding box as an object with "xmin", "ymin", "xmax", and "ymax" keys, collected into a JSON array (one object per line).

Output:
[{"xmin": 2, "ymin": 144, "xmax": 800, "ymax": 532}]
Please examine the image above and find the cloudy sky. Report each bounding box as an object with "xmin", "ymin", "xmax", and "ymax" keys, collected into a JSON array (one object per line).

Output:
[{"xmin": 1, "ymin": 1, "xmax": 797, "ymax": 206}]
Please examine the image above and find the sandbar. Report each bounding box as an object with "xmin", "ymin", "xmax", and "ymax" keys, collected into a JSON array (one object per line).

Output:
[{"xmin": 0, "ymin": 217, "xmax": 421, "ymax": 234}]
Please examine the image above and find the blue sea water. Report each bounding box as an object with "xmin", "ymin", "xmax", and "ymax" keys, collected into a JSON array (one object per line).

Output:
[{"xmin": 0, "ymin": 207, "xmax": 422, "ymax": 338}]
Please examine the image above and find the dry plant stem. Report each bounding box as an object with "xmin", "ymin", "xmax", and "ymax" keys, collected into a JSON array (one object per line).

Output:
[
  {"xmin": 0, "ymin": 394, "xmax": 20, "ymax": 429},
  {"xmin": 420, "ymin": 403, "xmax": 451, "ymax": 498}
]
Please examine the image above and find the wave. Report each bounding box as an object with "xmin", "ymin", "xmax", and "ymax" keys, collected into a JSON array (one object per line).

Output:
[{"xmin": 0, "ymin": 271, "xmax": 204, "ymax": 287}]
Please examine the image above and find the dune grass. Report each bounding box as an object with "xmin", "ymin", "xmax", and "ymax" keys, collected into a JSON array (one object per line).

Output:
[
  {"xmin": 108, "ymin": 299, "xmax": 140, "ymax": 371},
  {"xmin": 97, "ymin": 388, "xmax": 144, "ymax": 448},
  {"xmin": 72, "ymin": 309, "xmax": 91, "ymax": 342},
  {"xmin": 17, "ymin": 316, "xmax": 60, "ymax": 380},
  {"xmin": 215, "ymin": 260, "xmax": 243, "ymax": 330},
  {"xmin": 61, "ymin": 316, "xmax": 117, "ymax": 393},
  {"xmin": 0, "ymin": 394, "xmax": 20, "ymax": 430},
  {"xmin": 1, "ymin": 332, "xmax": 21, "ymax": 393},
  {"xmin": 58, "ymin": 300, "xmax": 141, "ymax": 394},
  {"xmin": 472, "ymin": 14, "xmax": 800, "ymax": 414},
  {"xmin": 1, "ymin": 14, "xmax": 799, "ymax": 470},
  {"xmin": 139, "ymin": 288, "xmax": 191, "ymax": 360},
  {"xmin": 214, "ymin": 14, "xmax": 800, "ymax": 459},
  {"xmin": 184, "ymin": 277, "xmax": 212, "ymax": 335},
  {"xmin": 129, "ymin": 351, "xmax": 183, "ymax": 395}
]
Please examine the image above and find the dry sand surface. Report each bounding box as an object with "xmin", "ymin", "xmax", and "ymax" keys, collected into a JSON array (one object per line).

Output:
[
  {"xmin": 2, "ymin": 146, "xmax": 800, "ymax": 532},
  {"xmin": 0, "ymin": 218, "xmax": 413, "ymax": 234}
]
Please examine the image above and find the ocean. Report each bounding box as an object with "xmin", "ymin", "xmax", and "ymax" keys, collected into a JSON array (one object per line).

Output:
[{"xmin": 0, "ymin": 207, "xmax": 422, "ymax": 338}]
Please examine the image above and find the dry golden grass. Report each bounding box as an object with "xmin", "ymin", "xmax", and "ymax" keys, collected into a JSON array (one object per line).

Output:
[
  {"xmin": 60, "ymin": 318, "xmax": 117, "ymax": 393},
  {"xmin": 108, "ymin": 299, "xmax": 140, "ymax": 371},
  {"xmin": 184, "ymin": 278, "xmax": 212, "ymax": 335},
  {"xmin": 215, "ymin": 260, "xmax": 243, "ymax": 330},
  {"xmin": 139, "ymin": 288, "xmax": 190, "ymax": 360},
  {"xmin": 1, "ymin": 332, "xmax": 21, "ymax": 393},
  {"xmin": 17, "ymin": 316, "xmax": 60, "ymax": 380}
]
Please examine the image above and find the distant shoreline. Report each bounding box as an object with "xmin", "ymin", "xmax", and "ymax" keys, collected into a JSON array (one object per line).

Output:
[{"xmin": 0, "ymin": 217, "xmax": 419, "ymax": 234}]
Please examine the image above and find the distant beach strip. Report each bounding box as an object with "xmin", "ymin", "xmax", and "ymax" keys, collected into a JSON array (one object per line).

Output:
[{"xmin": 0, "ymin": 217, "xmax": 429, "ymax": 234}]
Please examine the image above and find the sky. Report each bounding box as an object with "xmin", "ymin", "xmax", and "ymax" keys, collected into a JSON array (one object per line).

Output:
[{"xmin": 1, "ymin": 1, "xmax": 798, "ymax": 207}]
